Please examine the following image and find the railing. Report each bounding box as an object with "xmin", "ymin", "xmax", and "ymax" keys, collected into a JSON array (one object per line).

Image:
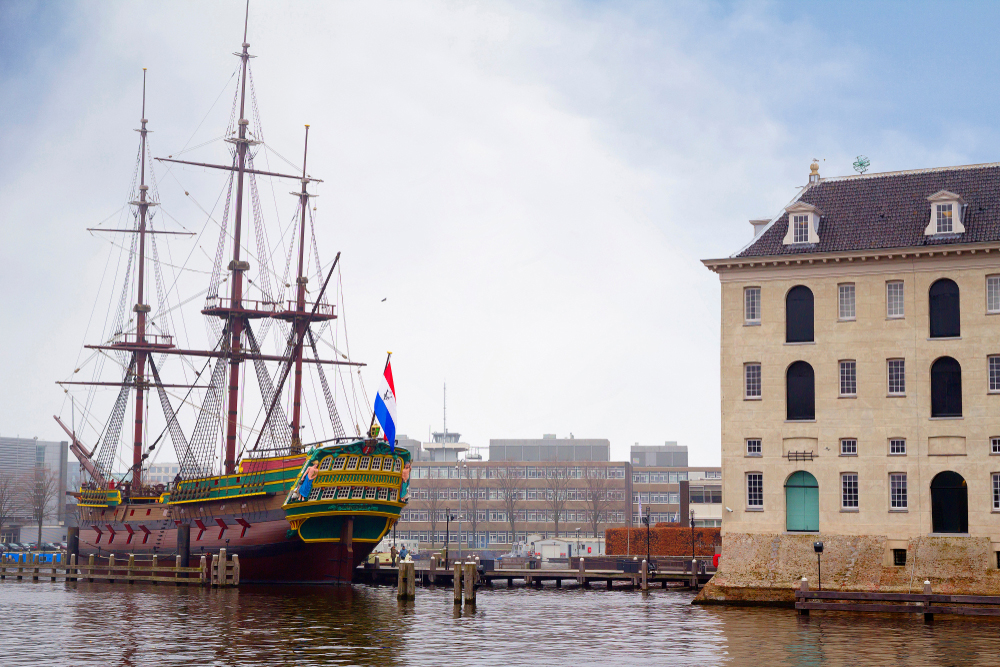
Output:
[
  {"xmin": 0, "ymin": 551, "xmax": 238, "ymax": 587},
  {"xmin": 796, "ymin": 578, "xmax": 1000, "ymax": 618},
  {"xmin": 785, "ymin": 451, "xmax": 816, "ymax": 461},
  {"xmin": 108, "ymin": 332, "xmax": 175, "ymax": 347},
  {"xmin": 203, "ymin": 296, "xmax": 335, "ymax": 317}
]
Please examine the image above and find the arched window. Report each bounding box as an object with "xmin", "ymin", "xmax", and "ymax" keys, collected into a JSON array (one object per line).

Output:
[
  {"xmin": 930, "ymin": 357, "xmax": 962, "ymax": 418},
  {"xmin": 786, "ymin": 361, "xmax": 815, "ymax": 421},
  {"xmin": 929, "ymin": 278, "xmax": 960, "ymax": 338},
  {"xmin": 785, "ymin": 286, "xmax": 814, "ymax": 343}
]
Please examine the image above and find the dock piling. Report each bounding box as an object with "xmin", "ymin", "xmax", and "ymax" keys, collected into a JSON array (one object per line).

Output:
[
  {"xmin": 463, "ymin": 561, "xmax": 476, "ymax": 607},
  {"xmin": 453, "ymin": 561, "xmax": 462, "ymax": 605},
  {"xmin": 127, "ymin": 554, "xmax": 135, "ymax": 584},
  {"xmin": 923, "ymin": 580, "xmax": 934, "ymax": 623},
  {"xmin": 798, "ymin": 578, "xmax": 809, "ymax": 616},
  {"xmin": 108, "ymin": 554, "xmax": 115, "ymax": 583},
  {"xmin": 87, "ymin": 555, "xmax": 94, "ymax": 583},
  {"xmin": 175, "ymin": 555, "xmax": 182, "ymax": 585},
  {"xmin": 397, "ymin": 561, "xmax": 416, "ymax": 600},
  {"xmin": 641, "ymin": 560, "xmax": 648, "ymax": 592}
]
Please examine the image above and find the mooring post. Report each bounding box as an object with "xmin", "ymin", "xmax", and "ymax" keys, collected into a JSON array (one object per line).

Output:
[
  {"xmin": 397, "ymin": 561, "xmax": 415, "ymax": 600},
  {"xmin": 690, "ymin": 559, "xmax": 698, "ymax": 590},
  {"xmin": 407, "ymin": 561, "xmax": 416, "ymax": 598},
  {"xmin": 175, "ymin": 555, "xmax": 182, "ymax": 585},
  {"xmin": 199, "ymin": 555, "xmax": 207, "ymax": 586},
  {"xmin": 68, "ymin": 553, "xmax": 77, "ymax": 582},
  {"xmin": 151, "ymin": 555, "xmax": 158, "ymax": 585},
  {"xmin": 923, "ymin": 580, "xmax": 934, "ymax": 623},
  {"xmin": 464, "ymin": 561, "xmax": 476, "ymax": 607},
  {"xmin": 32, "ymin": 553, "xmax": 39, "ymax": 581},
  {"xmin": 127, "ymin": 554, "xmax": 135, "ymax": 584},
  {"xmin": 87, "ymin": 554, "xmax": 95, "ymax": 583},
  {"xmin": 177, "ymin": 523, "xmax": 191, "ymax": 568},
  {"xmin": 210, "ymin": 553, "xmax": 218, "ymax": 587},
  {"xmin": 429, "ymin": 553, "xmax": 437, "ymax": 586},
  {"xmin": 219, "ymin": 548, "xmax": 227, "ymax": 587},
  {"xmin": 232, "ymin": 554, "xmax": 240, "ymax": 586},
  {"xmin": 797, "ymin": 577, "xmax": 809, "ymax": 616},
  {"xmin": 453, "ymin": 561, "xmax": 463, "ymax": 605},
  {"xmin": 641, "ymin": 559, "xmax": 648, "ymax": 592},
  {"xmin": 578, "ymin": 555, "xmax": 586, "ymax": 586},
  {"xmin": 68, "ymin": 527, "xmax": 79, "ymax": 566}
]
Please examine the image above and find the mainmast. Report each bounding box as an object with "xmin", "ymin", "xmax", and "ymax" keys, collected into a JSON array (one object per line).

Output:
[
  {"xmin": 289, "ymin": 126, "xmax": 312, "ymax": 452},
  {"xmin": 131, "ymin": 68, "xmax": 153, "ymax": 489},
  {"xmin": 223, "ymin": 3, "xmax": 254, "ymax": 475}
]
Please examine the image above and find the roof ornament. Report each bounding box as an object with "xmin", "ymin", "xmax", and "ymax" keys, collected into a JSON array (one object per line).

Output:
[
  {"xmin": 853, "ymin": 155, "xmax": 871, "ymax": 175},
  {"xmin": 809, "ymin": 159, "xmax": 820, "ymax": 184}
]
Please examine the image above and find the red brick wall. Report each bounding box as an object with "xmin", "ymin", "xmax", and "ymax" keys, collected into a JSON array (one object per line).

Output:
[{"xmin": 605, "ymin": 525, "xmax": 720, "ymax": 557}]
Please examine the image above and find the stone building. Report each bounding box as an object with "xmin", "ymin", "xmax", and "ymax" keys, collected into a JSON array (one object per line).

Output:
[{"xmin": 702, "ymin": 161, "xmax": 1000, "ymax": 596}]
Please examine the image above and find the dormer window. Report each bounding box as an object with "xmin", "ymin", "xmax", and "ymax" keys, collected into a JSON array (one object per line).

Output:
[
  {"xmin": 792, "ymin": 215, "xmax": 809, "ymax": 243},
  {"xmin": 936, "ymin": 204, "xmax": 953, "ymax": 233},
  {"xmin": 782, "ymin": 202, "xmax": 822, "ymax": 245},
  {"xmin": 924, "ymin": 190, "xmax": 966, "ymax": 236}
]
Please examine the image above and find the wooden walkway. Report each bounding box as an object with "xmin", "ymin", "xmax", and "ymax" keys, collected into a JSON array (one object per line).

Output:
[
  {"xmin": 357, "ymin": 564, "xmax": 713, "ymax": 590},
  {"xmin": 0, "ymin": 551, "xmax": 239, "ymax": 587}
]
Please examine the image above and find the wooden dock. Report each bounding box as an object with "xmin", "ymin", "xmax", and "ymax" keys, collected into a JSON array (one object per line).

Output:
[
  {"xmin": 796, "ymin": 578, "xmax": 1000, "ymax": 620},
  {"xmin": 357, "ymin": 559, "xmax": 713, "ymax": 590},
  {"xmin": 0, "ymin": 550, "xmax": 239, "ymax": 587}
]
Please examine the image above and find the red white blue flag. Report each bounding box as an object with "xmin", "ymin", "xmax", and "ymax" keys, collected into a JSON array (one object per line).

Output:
[{"xmin": 373, "ymin": 357, "xmax": 397, "ymax": 451}]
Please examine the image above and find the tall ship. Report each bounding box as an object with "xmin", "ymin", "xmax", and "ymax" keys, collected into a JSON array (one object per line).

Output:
[{"xmin": 54, "ymin": 6, "xmax": 409, "ymax": 584}]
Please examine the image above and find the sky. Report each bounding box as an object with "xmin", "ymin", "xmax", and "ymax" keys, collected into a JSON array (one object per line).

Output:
[{"xmin": 4, "ymin": 1, "xmax": 1000, "ymax": 467}]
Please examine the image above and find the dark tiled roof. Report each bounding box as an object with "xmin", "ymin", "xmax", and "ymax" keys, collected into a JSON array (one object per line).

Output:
[{"xmin": 737, "ymin": 163, "xmax": 1000, "ymax": 258}]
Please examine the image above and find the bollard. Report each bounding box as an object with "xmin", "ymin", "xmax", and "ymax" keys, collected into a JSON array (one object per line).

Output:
[
  {"xmin": 108, "ymin": 554, "xmax": 116, "ymax": 583},
  {"xmin": 88, "ymin": 554, "xmax": 95, "ymax": 583},
  {"xmin": 474, "ymin": 556, "xmax": 481, "ymax": 586},
  {"xmin": 210, "ymin": 554, "xmax": 218, "ymax": 587},
  {"xmin": 578, "ymin": 556, "xmax": 586, "ymax": 586},
  {"xmin": 397, "ymin": 561, "xmax": 416, "ymax": 600},
  {"xmin": 151, "ymin": 555, "xmax": 158, "ymax": 585},
  {"xmin": 464, "ymin": 561, "xmax": 476, "ymax": 607},
  {"xmin": 175, "ymin": 555, "xmax": 182, "ymax": 585},
  {"xmin": 641, "ymin": 559, "xmax": 648, "ymax": 592},
  {"xmin": 232, "ymin": 554, "xmax": 240, "ymax": 586},
  {"xmin": 690, "ymin": 559, "xmax": 698, "ymax": 589},
  {"xmin": 453, "ymin": 561, "xmax": 462, "ymax": 605},
  {"xmin": 923, "ymin": 580, "xmax": 934, "ymax": 623},
  {"xmin": 68, "ymin": 553, "xmax": 77, "ymax": 582},
  {"xmin": 127, "ymin": 554, "xmax": 135, "ymax": 584},
  {"xmin": 798, "ymin": 577, "xmax": 809, "ymax": 616},
  {"xmin": 429, "ymin": 553, "xmax": 437, "ymax": 585},
  {"xmin": 199, "ymin": 555, "xmax": 207, "ymax": 586},
  {"xmin": 219, "ymin": 549, "xmax": 227, "ymax": 586}
]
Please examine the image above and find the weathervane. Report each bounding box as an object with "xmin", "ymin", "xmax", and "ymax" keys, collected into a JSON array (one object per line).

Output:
[{"xmin": 853, "ymin": 155, "xmax": 871, "ymax": 175}]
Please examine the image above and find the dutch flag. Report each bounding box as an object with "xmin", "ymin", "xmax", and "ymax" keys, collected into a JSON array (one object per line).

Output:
[{"xmin": 373, "ymin": 356, "xmax": 397, "ymax": 451}]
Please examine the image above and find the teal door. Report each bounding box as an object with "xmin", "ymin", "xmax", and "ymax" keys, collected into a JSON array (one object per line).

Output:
[{"xmin": 785, "ymin": 471, "xmax": 819, "ymax": 531}]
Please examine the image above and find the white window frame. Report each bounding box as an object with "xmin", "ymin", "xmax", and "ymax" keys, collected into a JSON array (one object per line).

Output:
[
  {"xmin": 988, "ymin": 275, "xmax": 1000, "ymax": 314},
  {"xmin": 840, "ymin": 438, "xmax": 858, "ymax": 456},
  {"xmin": 889, "ymin": 438, "xmax": 907, "ymax": 456},
  {"xmin": 841, "ymin": 473, "xmax": 859, "ymax": 509},
  {"xmin": 992, "ymin": 437, "xmax": 1000, "ymax": 455},
  {"xmin": 890, "ymin": 473, "xmax": 908, "ymax": 510},
  {"xmin": 994, "ymin": 473, "xmax": 1000, "ymax": 511},
  {"xmin": 838, "ymin": 283, "xmax": 856, "ymax": 321},
  {"xmin": 746, "ymin": 473, "xmax": 763, "ymax": 509},
  {"xmin": 744, "ymin": 287, "xmax": 761, "ymax": 325},
  {"xmin": 887, "ymin": 281, "xmax": 905, "ymax": 319},
  {"xmin": 888, "ymin": 359, "xmax": 906, "ymax": 396},
  {"xmin": 840, "ymin": 360, "xmax": 857, "ymax": 397},
  {"xmin": 745, "ymin": 363, "xmax": 762, "ymax": 399},
  {"xmin": 990, "ymin": 356, "xmax": 1000, "ymax": 393},
  {"xmin": 936, "ymin": 203, "xmax": 953, "ymax": 233},
  {"xmin": 746, "ymin": 438, "xmax": 762, "ymax": 456},
  {"xmin": 792, "ymin": 215, "xmax": 810, "ymax": 243}
]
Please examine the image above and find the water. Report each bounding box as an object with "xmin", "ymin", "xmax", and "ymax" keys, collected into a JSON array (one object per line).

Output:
[{"xmin": 2, "ymin": 580, "xmax": 999, "ymax": 666}]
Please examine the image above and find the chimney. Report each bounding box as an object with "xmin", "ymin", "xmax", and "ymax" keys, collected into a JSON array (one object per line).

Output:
[{"xmin": 750, "ymin": 219, "xmax": 769, "ymax": 238}]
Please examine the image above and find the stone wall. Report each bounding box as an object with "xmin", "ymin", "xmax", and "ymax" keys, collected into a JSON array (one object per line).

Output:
[
  {"xmin": 696, "ymin": 532, "xmax": 1000, "ymax": 605},
  {"xmin": 605, "ymin": 526, "xmax": 720, "ymax": 557}
]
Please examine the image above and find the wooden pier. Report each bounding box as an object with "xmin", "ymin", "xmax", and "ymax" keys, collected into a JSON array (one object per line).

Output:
[
  {"xmin": 0, "ymin": 550, "xmax": 239, "ymax": 587},
  {"xmin": 795, "ymin": 578, "xmax": 1000, "ymax": 620},
  {"xmin": 359, "ymin": 557, "xmax": 713, "ymax": 591}
]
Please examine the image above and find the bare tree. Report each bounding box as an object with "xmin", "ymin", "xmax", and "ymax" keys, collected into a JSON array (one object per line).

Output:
[
  {"xmin": 494, "ymin": 464, "xmax": 522, "ymax": 548},
  {"xmin": 0, "ymin": 473, "xmax": 17, "ymax": 540},
  {"xmin": 464, "ymin": 465, "xmax": 486, "ymax": 550},
  {"xmin": 18, "ymin": 468, "xmax": 60, "ymax": 547},
  {"xmin": 544, "ymin": 466, "xmax": 571, "ymax": 538},
  {"xmin": 583, "ymin": 465, "xmax": 614, "ymax": 540}
]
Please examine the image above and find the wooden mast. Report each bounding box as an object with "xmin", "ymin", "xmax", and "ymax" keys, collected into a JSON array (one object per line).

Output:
[
  {"xmin": 289, "ymin": 125, "xmax": 311, "ymax": 452},
  {"xmin": 131, "ymin": 68, "xmax": 152, "ymax": 490}
]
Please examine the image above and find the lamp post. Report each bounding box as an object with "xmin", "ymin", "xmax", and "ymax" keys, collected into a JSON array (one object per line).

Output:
[
  {"xmin": 456, "ymin": 461, "xmax": 466, "ymax": 561},
  {"xmin": 643, "ymin": 506, "xmax": 652, "ymax": 570},
  {"xmin": 576, "ymin": 526, "xmax": 581, "ymax": 562},
  {"xmin": 814, "ymin": 541, "xmax": 824, "ymax": 591},
  {"xmin": 445, "ymin": 509, "xmax": 457, "ymax": 568},
  {"xmin": 690, "ymin": 509, "xmax": 696, "ymax": 562}
]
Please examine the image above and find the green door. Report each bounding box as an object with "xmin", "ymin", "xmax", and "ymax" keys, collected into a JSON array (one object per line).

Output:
[{"xmin": 785, "ymin": 471, "xmax": 819, "ymax": 532}]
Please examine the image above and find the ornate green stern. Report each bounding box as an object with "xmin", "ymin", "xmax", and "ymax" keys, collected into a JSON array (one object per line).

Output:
[{"xmin": 281, "ymin": 441, "xmax": 412, "ymax": 545}]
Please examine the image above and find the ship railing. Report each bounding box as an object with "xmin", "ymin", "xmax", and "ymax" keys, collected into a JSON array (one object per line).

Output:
[
  {"xmin": 108, "ymin": 332, "xmax": 175, "ymax": 347},
  {"xmin": 203, "ymin": 296, "xmax": 335, "ymax": 317}
]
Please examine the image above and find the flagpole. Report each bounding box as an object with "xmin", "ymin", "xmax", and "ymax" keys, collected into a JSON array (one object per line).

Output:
[{"xmin": 368, "ymin": 352, "xmax": 392, "ymax": 437}]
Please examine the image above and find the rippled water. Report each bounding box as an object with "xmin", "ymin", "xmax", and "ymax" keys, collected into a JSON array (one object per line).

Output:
[{"xmin": 2, "ymin": 579, "xmax": 1000, "ymax": 666}]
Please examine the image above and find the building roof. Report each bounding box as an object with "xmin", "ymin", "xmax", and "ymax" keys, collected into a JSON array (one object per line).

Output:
[{"xmin": 736, "ymin": 162, "xmax": 1000, "ymax": 258}]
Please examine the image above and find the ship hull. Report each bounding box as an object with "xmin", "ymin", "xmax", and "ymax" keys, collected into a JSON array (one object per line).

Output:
[{"xmin": 76, "ymin": 499, "xmax": 376, "ymax": 584}]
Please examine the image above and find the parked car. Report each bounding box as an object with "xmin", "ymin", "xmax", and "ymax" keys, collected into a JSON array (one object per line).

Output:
[{"xmin": 57, "ymin": 542, "xmax": 68, "ymax": 551}]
